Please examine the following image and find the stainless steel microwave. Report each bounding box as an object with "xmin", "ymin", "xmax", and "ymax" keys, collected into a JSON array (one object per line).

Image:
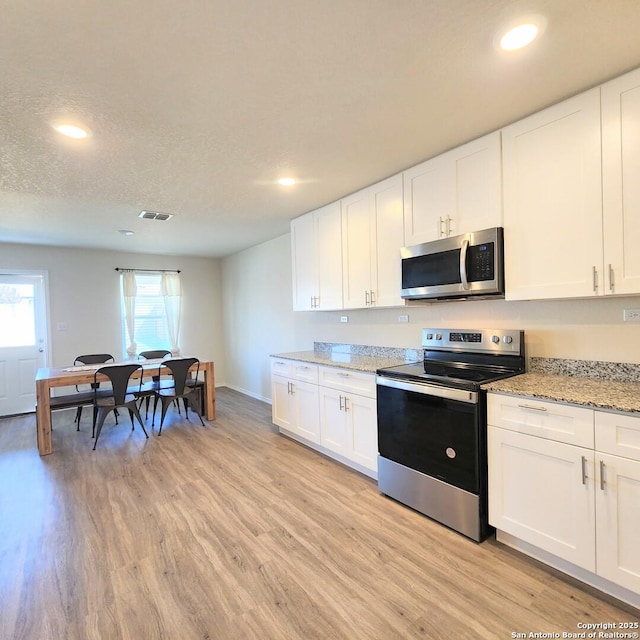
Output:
[{"xmin": 401, "ymin": 227, "xmax": 504, "ymax": 301}]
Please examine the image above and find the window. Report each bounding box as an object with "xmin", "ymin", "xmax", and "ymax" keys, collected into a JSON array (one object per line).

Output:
[
  {"xmin": 120, "ymin": 271, "xmax": 182, "ymax": 358},
  {"xmin": 0, "ymin": 281, "xmax": 36, "ymax": 347}
]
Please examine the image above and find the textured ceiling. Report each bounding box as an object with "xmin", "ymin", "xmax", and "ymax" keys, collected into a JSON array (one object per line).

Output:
[{"xmin": 2, "ymin": 0, "xmax": 640, "ymax": 258}]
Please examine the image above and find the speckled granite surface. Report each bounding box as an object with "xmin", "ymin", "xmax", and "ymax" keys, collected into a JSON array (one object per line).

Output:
[
  {"xmin": 271, "ymin": 342, "xmax": 421, "ymax": 373},
  {"xmin": 484, "ymin": 367, "xmax": 640, "ymax": 414},
  {"xmin": 530, "ymin": 357, "xmax": 640, "ymax": 382},
  {"xmin": 273, "ymin": 348, "xmax": 640, "ymax": 414}
]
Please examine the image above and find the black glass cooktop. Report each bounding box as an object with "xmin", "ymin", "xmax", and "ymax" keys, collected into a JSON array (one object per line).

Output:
[{"xmin": 376, "ymin": 361, "xmax": 519, "ymax": 391}]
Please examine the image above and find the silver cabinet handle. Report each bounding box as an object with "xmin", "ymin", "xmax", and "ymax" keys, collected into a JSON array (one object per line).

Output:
[
  {"xmin": 460, "ymin": 239, "xmax": 470, "ymax": 290},
  {"xmin": 581, "ymin": 456, "xmax": 588, "ymax": 485},
  {"xmin": 517, "ymin": 403, "xmax": 547, "ymax": 412},
  {"xmin": 344, "ymin": 396, "xmax": 350, "ymax": 411},
  {"xmin": 599, "ymin": 460, "xmax": 605, "ymax": 490},
  {"xmin": 337, "ymin": 372, "xmax": 350, "ymax": 378},
  {"xmin": 365, "ymin": 290, "xmax": 370, "ymax": 305},
  {"xmin": 439, "ymin": 216, "xmax": 446, "ymax": 237},
  {"xmin": 339, "ymin": 395, "xmax": 344, "ymax": 411},
  {"xmin": 445, "ymin": 216, "xmax": 452, "ymax": 236},
  {"xmin": 369, "ymin": 289, "xmax": 376, "ymax": 305},
  {"xmin": 608, "ymin": 264, "xmax": 615, "ymax": 292},
  {"xmin": 592, "ymin": 266, "xmax": 598, "ymax": 293}
]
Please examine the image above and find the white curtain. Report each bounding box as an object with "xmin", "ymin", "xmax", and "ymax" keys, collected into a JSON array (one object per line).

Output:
[
  {"xmin": 161, "ymin": 271, "xmax": 182, "ymax": 355},
  {"xmin": 122, "ymin": 271, "xmax": 138, "ymax": 358}
]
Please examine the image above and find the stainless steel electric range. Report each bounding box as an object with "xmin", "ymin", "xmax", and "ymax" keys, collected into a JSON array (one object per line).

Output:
[{"xmin": 376, "ymin": 328, "xmax": 525, "ymax": 542}]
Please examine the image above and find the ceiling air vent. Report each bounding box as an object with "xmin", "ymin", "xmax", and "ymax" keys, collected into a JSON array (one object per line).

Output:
[{"xmin": 138, "ymin": 210, "xmax": 174, "ymax": 221}]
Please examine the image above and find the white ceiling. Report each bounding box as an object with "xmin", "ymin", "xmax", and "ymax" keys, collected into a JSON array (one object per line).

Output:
[{"xmin": 2, "ymin": 0, "xmax": 640, "ymax": 258}]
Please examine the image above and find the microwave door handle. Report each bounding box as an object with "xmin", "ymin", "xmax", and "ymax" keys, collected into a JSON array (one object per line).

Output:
[{"xmin": 460, "ymin": 239, "xmax": 470, "ymax": 290}]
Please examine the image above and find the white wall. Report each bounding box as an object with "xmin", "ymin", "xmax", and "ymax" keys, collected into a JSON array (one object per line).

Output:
[
  {"xmin": 0, "ymin": 243, "xmax": 225, "ymax": 381},
  {"xmin": 221, "ymin": 233, "xmax": 640, "ymax": 401}
]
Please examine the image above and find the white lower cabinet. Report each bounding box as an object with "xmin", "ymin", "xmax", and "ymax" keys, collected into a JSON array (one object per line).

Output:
[
  {"xmin": 594, "ymin": 412, "xmax": 640, "ymax": 593},
  {"xmin": 488, "ymin": 426, "xmax": 596, "ymax": 571},
  {"xmin": 318, "ymin": 384, "xmax": 377, "ymax": 472},
  {"xmin": 271, "ymin": 360, "xmax": 320, "ymax": 444},
  {"xmin": 271, "ymin": 359, "xmax": 378, "ymax": 478},
  {"xmin": 488, "ymin": 394, "xmax": 640, "ymax": 602}
]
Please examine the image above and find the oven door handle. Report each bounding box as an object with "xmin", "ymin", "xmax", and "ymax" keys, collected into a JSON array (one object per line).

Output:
[{"xmin": 376, "ymin": 375, "xmax": 478, "ymax": 404}]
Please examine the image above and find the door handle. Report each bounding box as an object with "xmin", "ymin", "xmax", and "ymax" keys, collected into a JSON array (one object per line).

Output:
[
  {"xmin": 581, "ymin": 456, "xmax": 588, "ymax": 485},
  {"xmin": 460, "ymin": 239, "xmax": 470, "ymax": 290}
]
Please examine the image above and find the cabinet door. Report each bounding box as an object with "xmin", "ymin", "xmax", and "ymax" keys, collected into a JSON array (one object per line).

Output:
[
  {"xmin": 341, "ymin": 188, "xmax": 373, "ymax": 309},
  {"xmin": 291, "ymin": 380, "xmax": 320, "ymax": 444},
  {"xmin": 315, "ymin": 201, "xmax": 343, "ymax": 310},
  {"xmin": 371, "ymin": 174, "xmax": 405, "ymax": 308},
  {"xmin": 291, "ymin": 214, "xmax": 318, "ymax": 311},
  {"xmin": 403, "ymin": 152, "xmax": 454, "ymax": 246},
  {"xmin": 448, "ymin": 131, "xmax": 503, "ymax": 236},
  {"xmin": 403, "ymin": 132, "xmax": 502, "ymax": 246},
  {"xmin": 595, "ymin": 453, "xmax": 640, "ymax": 593},
  {"xmin": 348, "ymin": 393, "xmax": 378, "ymax": 472},
  {"xmin": 319, "ymin": 386, "xmax": 349, "ymax": 455},
  {"xmin": 272, "ymin": 376, "xmax": 294, "ymax": 430},
  {"xmin": 602, "ymin": 67, "xmax": 640, "ymax": 295},
  {"xmin": 488, "ymin": 427, "xmax": 596, "ymax": 571},
  {"xmin": 502, "ymin": 89, "xmax": 603, "ymax": 300}
]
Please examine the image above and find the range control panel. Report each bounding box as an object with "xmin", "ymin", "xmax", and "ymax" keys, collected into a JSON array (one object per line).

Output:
[{"xmin": 422, "ymin": 328, "xmax": 523, "ymax": 354}]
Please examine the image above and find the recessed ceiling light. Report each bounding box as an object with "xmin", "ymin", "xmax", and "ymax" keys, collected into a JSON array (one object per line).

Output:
[
  {"xmin": 118, "ymin": 229, "xmax": 135, "ymax": 236},
  {"xmin": 52, "ymin": 123, "xmax": 91, "ymax": 139},
  {"xmin": 277, "ymin": 177, "xmax": 296, "ymax": 187},
  {"xmin": 497, "ymin": 15, "xmax": 547, "ymax": 51}
]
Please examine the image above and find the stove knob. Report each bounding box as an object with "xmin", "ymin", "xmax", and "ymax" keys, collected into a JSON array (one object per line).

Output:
[
  {"xmin": 491, "ymin": 335, "xmax": 500, "ymax": 344},
  {"xmin": 435, "ymin": 333, "xmax": 443, "ymax": 340},
  {"xmin": 503, "ymin": 335, "xmax": 513, "ymax": 344}
]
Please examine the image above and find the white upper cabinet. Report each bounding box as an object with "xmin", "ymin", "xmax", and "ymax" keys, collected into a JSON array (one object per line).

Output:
[
  {"xmin": 402, "ymin": 131, "xmax": 502, "ymax": 246},
  {"xmin": 602, "ymin": 67, "xmax": 640, "ymax": 295},
  {"xmin": 291, "ymin": 201, "xmax": 343, "ymax": 311},
  {"xmin": 502, "ymin": 89, "xmax": 604, "ymax": 300},
  {"xmin": 341, "ymin": 174, "xmax": 404, "ymax": 309}
]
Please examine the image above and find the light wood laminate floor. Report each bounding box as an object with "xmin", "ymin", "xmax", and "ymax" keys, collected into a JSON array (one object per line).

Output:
[{"xmin": 0, "ymin": 388, "xmax": 637, "ymax": 639}]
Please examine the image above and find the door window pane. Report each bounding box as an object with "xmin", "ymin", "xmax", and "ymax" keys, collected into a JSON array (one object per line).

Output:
[{"xmin": 0, "ymin": 283, "xmax": 36, "ymax": 347}]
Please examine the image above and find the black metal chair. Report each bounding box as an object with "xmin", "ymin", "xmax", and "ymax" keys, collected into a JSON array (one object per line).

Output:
[
  {"xmin": 136, "ymin": 349, "xmax": 172, "ymax": 418},
  {"xmin": 152, "ymin": 357, "xmax": 205, "ymax": 434},
  {"xmin": 73, "ymin": 353, "xmax": 115, "ymax": 429},
  {"xmin": 92, "ymin": 364, "xmax": 149, "ymax": 450}
]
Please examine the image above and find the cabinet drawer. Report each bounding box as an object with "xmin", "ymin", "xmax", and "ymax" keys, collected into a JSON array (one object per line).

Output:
[
  {"xmin": 318, "ymin": 365, "xmax": 376, "ymax": 398},
  {"xmin": 487, "ymin": 394, "xmax": 594, "ymax": 448},
  {"xmin": 595, "ymin": 411, "xmax": 640, "ymax": 462},
  {"xmin": 270, "ymin": 358, "xmax": 319, "ymax": 383}
]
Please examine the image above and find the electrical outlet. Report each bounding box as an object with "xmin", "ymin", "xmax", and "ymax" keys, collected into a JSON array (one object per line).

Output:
[
  {"xmin": 398, "ymin": 315, "xmax": 409, "ymax": 323},
  {"xmin": 340, "ymin": 316, "xmax": 349, "ymax": 323},
  {"xmin": 623, "ymin": 308, "xmax": 640, "ymax": 322}
]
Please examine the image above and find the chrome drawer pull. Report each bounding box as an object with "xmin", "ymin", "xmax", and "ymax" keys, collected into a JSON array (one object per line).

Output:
[
  {"xmin": 600, "ymin": 460, "xmax": 606, "ymax": 491},
  {"xmin": 517, "ymin": 404, "xmax": 547, "ymax": 412},
  {"xmin": 581, "ymin": 456, "xmax": 588, "ymax": 485},
  {"xmin": 337, "ymin": 372, "xmax": 350, "ymax": 377}
]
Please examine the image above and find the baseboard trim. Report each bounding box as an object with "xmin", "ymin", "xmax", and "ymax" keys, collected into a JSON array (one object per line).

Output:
[{"xmin": 222, "ymin": 383, "xmax": 271, "ymax": 404}]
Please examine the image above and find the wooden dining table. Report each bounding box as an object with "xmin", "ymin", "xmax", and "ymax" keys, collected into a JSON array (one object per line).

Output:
[{"xmin": 35, "ymin": 359, "xmax": 215, "ymax": 456}]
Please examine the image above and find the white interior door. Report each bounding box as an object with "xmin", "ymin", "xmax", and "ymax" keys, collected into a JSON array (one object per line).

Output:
[{"xmin": 0, "ymin": 273, "xmax": 48, "ymax": 416}]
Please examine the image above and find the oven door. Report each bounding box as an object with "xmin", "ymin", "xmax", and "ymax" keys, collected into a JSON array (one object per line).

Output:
[{"xmin": 376, "ymin": 376, "xmax": 482, "ymax": 494}]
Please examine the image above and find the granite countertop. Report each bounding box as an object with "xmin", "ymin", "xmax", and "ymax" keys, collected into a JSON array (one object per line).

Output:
[
  {"xmin": 273, "ymin": 347, "xmax": 640, "ymax": 415},
  {"xmin": 272, "ymin": 350, "xmax": 413, "ymax": 373},
  {"xmin": 483, "ymin": 364, "xmax": 640, "ymax": 415},
  {"xmin": 272, "ymin": 342, "xmax": 421, "ymax": 374}
]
